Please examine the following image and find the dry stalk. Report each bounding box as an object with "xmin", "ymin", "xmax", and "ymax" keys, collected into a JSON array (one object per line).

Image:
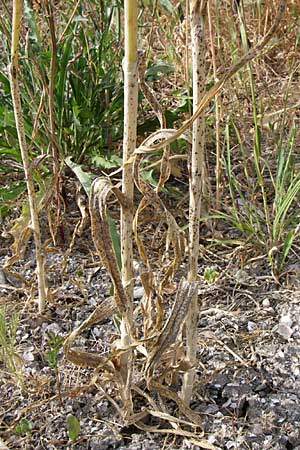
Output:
[
  {"xmin": 207, "ymin": 0, "xmax": 222, "ymax": 209},
  {"xmin": 182, "ymin": 0, "xmax": 207, "ymax": 405},
  {"xmin": 131, "ymin": 0, "xmax": 286, "ymax": 157},
  {"xmin": 138, "ymin": 50, "xmax": 171, "ymax": 193},
  {"xmin": 45, "ymin": 0, "xmax": 59, "ymax": 173},
  {"xmin": 9, "ymin": 0, "xmax": 47, "ymax": 313},
  {"xmin": 120, "ymin": 0, "xmax": 139, "ymax": 404},
  {"xmin": 121, "ymin": 0, "xmax": 139, "ymax": 301}
]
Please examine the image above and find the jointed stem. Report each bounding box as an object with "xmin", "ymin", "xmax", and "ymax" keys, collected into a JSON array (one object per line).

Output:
[{"xmin": 10, "ymin": 0, "xmax": 47, "ymax": 313}]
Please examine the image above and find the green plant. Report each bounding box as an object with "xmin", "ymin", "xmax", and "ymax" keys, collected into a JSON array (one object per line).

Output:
[
  {"xmin": 0, "ymin": 1, "xmax": 125, "ymax": 220},
  {"xmin": 45, "ymin": 332, "xmax": 64, "ymax": 369},
  {"xmin": 216, "ymin": 106, "xmax": 300, "ymax": 276},
  {"xmin": 203, "ymin": 266, "xmax": 218, "ymax": 283},
  {"xmin": 0, "ymin": 308, "xmax": 21, "ymax": 376},
  {"xmin": 66, "ymin": 414, "xmax": 80, "ymax": 442},
  {"xmin": 15, "ymin": 417, "xmax": 33, "ymax": 436},
  {"xmin": 45, "ymin": 331, "xmax": 64, "ymax": 405},
  {"xmin": 211, "ymin": 0, "xmax": 300, "ymax": 277},
  {"xmin": 56, "ymin": 13, "xmax": 124, "ymax": 163}
]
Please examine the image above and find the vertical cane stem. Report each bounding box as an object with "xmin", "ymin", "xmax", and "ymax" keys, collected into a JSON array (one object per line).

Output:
[
  {"xmin": 9, "ymin": 0, "xmax": 47, "ymax": 314},
  {"xmin": 120, "ymin": 0, "xmax": 139, "ymax": 398},
  {"xmin": 207, "ymin": 0, "xmax": 221, "ymax": 210},
  {"xmin": 182, "ymin": 0, "xmax": 207, "ymax": 405}
]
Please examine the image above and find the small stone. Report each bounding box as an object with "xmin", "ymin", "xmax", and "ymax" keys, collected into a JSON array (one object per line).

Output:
[
  {"xmin": 277, "ymin": 323, "xmax": 294, "ymax": 340},
  {"xmin": 277, "ymin": 313, "xmax": 294, "ymax": 339},
  {"xmin": 235, "ymin": 269, "xmax": 249, "ymax": 284},
  {"xmin": 225, "ymin": 441, "xmax": 236, "ymax": 449},
  {"xmin": 92, "ymin": 327, "xmax": 102, "ymax": 338},
  {"xmin": 133, "ymin": 286, "xmax": 144, "ymax": 299},
  {"xmin": 251, "ymin": 423, "xmax": 264, "ymax": 435},
  {"xmin": 248, "ymin": 321, "xmax": 257, "ymax": 332},
  {"xmin": 203, "ymin": 404, "xmax": 219, "ymax": 414},
  {"xmin": 55, "ymin": 309, "xmax": 66, "ymax": 317},
  {"xmin": 262, "ymin": 298, "xmax": 270, "ymax": 308},
  {"xmin": 44, "ymin": 322, "xmax": 62, "ymax": 335},
  {"xmin": 280, "ymin": 312, "xmax": 292, "ymax": 327},
  {"xmin": 88, "ymin": 297, "xmax": 97, "ymax": 306},
  {"xmin": 23, "ymin": 350, "xmax": 34, "ymax": 362},
  {"xmin": 0, "ymin": 269, "xmax": 7, "ymax": 285}
]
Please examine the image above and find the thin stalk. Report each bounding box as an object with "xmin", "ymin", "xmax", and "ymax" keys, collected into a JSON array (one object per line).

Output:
[
  {"xmin": 9, "ymin": 0, "xmax": 47, "ymax": 313},
  {"xmin": 207, "ymin": 0, "xmax": 221, "ymax": 209},
  {"xmin": 182, "ymin": 0, "xmax": 207, "ymax": 405},
  {"xmin": 45, "ymin": 0, "xmax": 59, "ymax": 174},
  {"xmin": 185, "ymin": 0, "xmax": 192, "ymax": 117},
  {"xmin": 45, "ymin": 1, "xmax": 61, "ymax": 245},
  {"xmin": 120, "ymin": 0, "xmax": 139, "ymax": 410},
  {"xmin": 57, "ymin": 0, "xmax": 80, "ymax": 45}
]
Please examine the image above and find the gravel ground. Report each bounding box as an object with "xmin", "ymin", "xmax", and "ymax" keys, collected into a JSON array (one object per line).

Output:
[{"xmin": 1, "ymin": 225, "xmax": 300, "ymax": 450}]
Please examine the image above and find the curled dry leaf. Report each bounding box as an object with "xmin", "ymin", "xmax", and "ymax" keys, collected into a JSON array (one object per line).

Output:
[
  {"xmin": 3, "ymin": 177, "xmax": 55, "ymax": 268},
  {"xmin": 89, "ymin": 177, "xmax": 131, "ymax": 316},
  {"xmin": 64, "ymin": 296, "xmax": 117, "ymax": 369},
  {"xmin": 145, "ymin": 279, "xmax": 198, "ymax": 377}
]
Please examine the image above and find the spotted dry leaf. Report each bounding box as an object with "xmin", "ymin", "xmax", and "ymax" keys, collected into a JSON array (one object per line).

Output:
[
  {"xmin": 64, "ymin": 296, "xmax": 117, "ymax": 369},
  {"xmin": 145, "ymin": 279, "xmax": 198, "ymax": 377},
  {"xmin": 89, "ymin": 177, "xmax": 131, "ymax": 316}
]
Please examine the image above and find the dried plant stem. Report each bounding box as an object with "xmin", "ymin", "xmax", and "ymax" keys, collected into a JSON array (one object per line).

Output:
[
  {"xmin": 207, "ymin": 0, "xmax": 221, "ymax": 209},
  {"xmin": 9, "ymin": 0, "xmax": 47, "ymax": 313},
  {"xmin": 182, "ymin": 0, "xmax": 207, "ymax": 405},
  {"xmin": 185, "ymin": 0, "xmax": 192, "ymax": 117},
  {"xmin": 120, "ymin": 0, "xmax": 138, "ymax": 393},
  {"xmin": 45, "ymin": 0, "xmax": 59, "ymax": 174},
  {"xmin": 45, "ymin": 0, "xmax": 62, "ymax": 244},
  {"xmin": 135, "ymin": 0, "xmax": 285, "ymax": 156}
]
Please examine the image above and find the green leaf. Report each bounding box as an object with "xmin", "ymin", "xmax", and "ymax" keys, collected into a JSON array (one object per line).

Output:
[
  {"xmin": 0, "ymin": 205, "xmax": 9, "ymax": 220},
  {"xmin": 0, "ymin": 73, "xmax": 10, "ymax": 94},
  {"xmin": 65, "ymin": 158, "xmax": 122, "ymax": 271},
  {"xmin": 66, "ymin": 414, "xmax": 80, "ymax": 442},
  {"xmin": 159, "ymin": 0, "xmax": 175, "ymax": 14},
  {"xmin": 65, "ymin": 157, "xmax": 94, "ymax": 197},
  {"xmin": 146, "ymin": 62, "xmax": 174, "ymax": 81},
  {"xmin": 107, "ymin": 211, "xmax": 121, "ymax": 270},
  {"xmin": 91, "ymin": 152, "xmax": 122, "ymax": 169},
  {"xmin": 141, "ymin": 169, "xmax": 158, "ymax": 189},
  {"xmin": 0, "ymin": 147, "xmax": 22, "ymax": 163},
  {"xmin": 273, "ymin": 177, "xmax": 300, "ymax": 241},
  {"xmin": 45, "ymin": 333, "xmax": 64, "ymax": 369},
  {"xmin": 279, "ymin": 230, "xmax": 296, "ymax": 270},
  {"xmin": 15, "ymin": 418, "xmax": 33, "ymax": 435},
  {"xmin": 0, "ymin": 181, "xmax": 27, "ymax": 202},
  {"xmin": 203, "ymin": 267, "xmax": 218, "ymax": 283}
]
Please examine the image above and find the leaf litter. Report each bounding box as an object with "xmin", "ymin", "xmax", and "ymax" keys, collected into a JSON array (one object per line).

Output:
[{"xmin": 1, "ymin": 180, "xmax": 300, "ymax": 450}]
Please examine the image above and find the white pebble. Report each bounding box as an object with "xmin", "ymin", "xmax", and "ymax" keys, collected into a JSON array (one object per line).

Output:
[{"xmin": 262, "ymin": 298, "xmax": 270, "ymax": 308}]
